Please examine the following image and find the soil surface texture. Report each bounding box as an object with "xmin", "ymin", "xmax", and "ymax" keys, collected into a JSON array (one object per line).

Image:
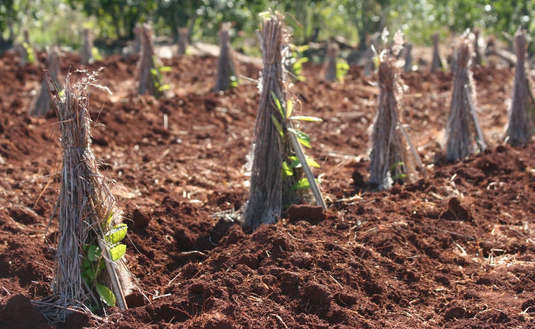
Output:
[{"xmin": 0, "ymin": 51, "xmax": 534, "ymax": 328}]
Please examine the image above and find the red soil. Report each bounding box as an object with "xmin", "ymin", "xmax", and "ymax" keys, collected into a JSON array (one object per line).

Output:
[{"xmin": 0, "ymin": 50, "xmax": 534, "ymax": 328}]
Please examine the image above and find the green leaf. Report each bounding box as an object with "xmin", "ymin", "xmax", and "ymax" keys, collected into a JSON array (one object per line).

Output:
[
  {"xmin": 105, "ymin": 212, "xmax": 114, "ymax": 228},
  {"xmin": 292, "ymin": 177, "xmax": 311, "ymax": 190},
  {"xmin": 96, "ymin": 283, "xmax": 116, "ymax": 307},
  {"xmin": 287, "ymin": 155, "xmax": 319, "ymax": 169},
  {"xmin": 271, "ymin": 92, "xmax": 285, "ymax": 118},
  {"xmin": 282, "ymin": 161, "xmax": 293, "ymax": 177},
  {"xmin": 286, "ymin": 100, "xmax": 293, "ymax": 118},
  {"xmin": 87, "ymin": 245, "xmax": 101, "ymax": 262},
  {"xmin": 150, "ymin": 68, "xmax": 158, "ymax": 76},
  {"xmin": 159, "ymin": 84, "xmax": 170, "ymax": 91},
  {"xmin": 288, "ymin": 128, "xmax": 311, "ymax": 148},
  {"xmin": 159, "ymin": 66, "xmax": 172, "ymax": 73},
  {"xmin": 306, "ymin": 157, "xmax": 320, "ymax": 168},
  {"xmin": 109, "ymin": 244, "xmax": 126, "ymax": 261},
  {"xmin": 271, "ymin": 114, "xmax": 284, "ymax": 137},
  {"xmin": 290, "ymin": 115, "xmax": 322, "ymax": 122},
  {"xmin": 105, "ymin": 224, "xmax": 128, "ymax": 244}
]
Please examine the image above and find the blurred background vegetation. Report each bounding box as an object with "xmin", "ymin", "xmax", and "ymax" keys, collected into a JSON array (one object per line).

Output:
[{"xmin": 1, "ymin": 0, "xmax": 533, "ymax": 54}]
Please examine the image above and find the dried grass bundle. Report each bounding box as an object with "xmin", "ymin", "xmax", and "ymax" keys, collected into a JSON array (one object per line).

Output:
[
  {"xmin": 30, "ymin": 48, "xmax": 61, "ymax": 116},
  {"xmin": 431, "ymin": 33, "xmax": 443, "ymax": 72},
  {"xmin": 14, "ymin": 43, "xmax": 28, "ymax": 66},
  {"xmin": 81, "ymin": 29, "xmax": 93, "ymax": 65},
  {"xmin": 178, "ymin": 27, "xmax": 188, "ymax": 56},
  {"xmin": 243, "ymin": 14, "xmax": 313, "ymax": 232},
  {"xmin": 137, "ymin": 24, "xmax": 163, "ymax": 97},
  {"xmin": 403, "ymin": 43, "xmax": 413, "ymax": 72},
  {"xmin": 133, "ymin": 24, "xmax": 142, "ymax": 55},
  {"xmin": 37, "ymin": 72, "xmax": 133, "ymax": 323},
  {"xmin": 324, "ymin": 42, "xmax": 338, "ymax": 82},
  {"xmin": 368, "ymin": 35, "xmax": 417, "ymax": 190},
  {"xmin": 214, "ymin": 23, "xmax": 237, "ymax": 91},
  {"xmin": 473, "ymin": 29, "xmax": 482, "ymax": 66},
  {"xmin": 505, "ymin": 29, "xmax": 533, "ymax": 146},
  {"xmin": 445, "ymin": 33, "xmax": 487, "ymax": 161}
]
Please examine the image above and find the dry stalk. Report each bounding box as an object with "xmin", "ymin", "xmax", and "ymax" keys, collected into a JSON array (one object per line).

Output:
[
  {"xmin": 445, "ymin": 33, "xmax": 486, "ymax": 161},
  {"xmin": 431, "ymin": 33, "xmax": 443, "ymax": 72},
  {"xmin": 214, "ymin": 23, "xmax": 237, "ymax": 91},
  {"xmin": 38, "ymin": 71, "xmax": 133, "ymax": 323},
  {"xmin": 505, "ymin": 29, "xmax": 533, "ymax": 146},
  {"xmin": 324, "ymin": 42, "xmax": 338, "ymax": 82},
  {"xmin": 31, "ymin": 48, "xmax": 61, "ymax": 116},
  {"xmin": 81, "ymin": 28, "xmax": 93, "ymax": 65},
  {"xmin": 368, "ymin": 34, "xmax": 416, "ymax": 190},
  {"xmin": 177, "ymin": 27, "xmax": 188, "ymax": 55}
]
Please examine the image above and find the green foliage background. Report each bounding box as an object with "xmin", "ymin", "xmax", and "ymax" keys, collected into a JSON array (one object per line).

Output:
[{"xmin": 1, "ymin": 0, "xmax": 533, "ymax": 51}]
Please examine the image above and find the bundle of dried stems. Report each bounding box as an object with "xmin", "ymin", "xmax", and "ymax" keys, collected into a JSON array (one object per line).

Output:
[
  {"xmin": 31, "ymin": 48, "xmax": 61, "ymax": 116},
  {"xmin": 368, "ymin": 34, "xmax": 420, "ymax": 190},
  {"xmin": 431, "ymin": 33, "xmax": 443, "ymax": 72},
  {"xmin": 37, "ymin": 72, "xmax": 133, "ymax": 324},
  {"xmin": 214, "ymin": 23, "xmax": 237, "ymax": 91},
  {"xmin": 324, "ymin": 42, "xmax": 338, "ymax": 82},
  {"xmin": 445, "ymin": 33, "xmax": 487, "ymax": 161},
  {"xmin": 81, "ymin": 29, "xmax": 93, "ymax": 65},
  {"xmin": 505, "ymin": 29, "xmax": 533, "ymax": 146}
]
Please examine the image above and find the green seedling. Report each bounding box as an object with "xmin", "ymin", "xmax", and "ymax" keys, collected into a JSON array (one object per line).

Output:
[{"xmin": 81, "ymin": 212, "xmax": 128, "ymax": 308}]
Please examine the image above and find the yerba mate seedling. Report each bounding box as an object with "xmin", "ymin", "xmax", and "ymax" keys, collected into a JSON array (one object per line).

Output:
[{"xmin": 288, "ymin": 44, "xmax": 309, "ymax": 82}]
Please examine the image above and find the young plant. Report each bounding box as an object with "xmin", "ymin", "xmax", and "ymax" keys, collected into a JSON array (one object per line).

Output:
[
  {"xmin": 214, "ymin": 23, "xmax": 238, "ymax": 92},
  {"xmin": 445, "ymin": 32, "xmax": 487, "ymax": 161},
  {"xmin": 288, "ymin": 44, "xmax": 309, "ymax": 81},
  {"xmin": 336, "ymin": 59, "xmax": 349, "ymax": 82},
  {"xmin": 15, "ymin": 31, "xmax": 35, "ymax": 66},
  {"xmin": 505, "ymin": 29, "xmax": 533, "ymax": 146},
  {"xmin": 242, "ymin": 13, "xmax": 325, "ymax": 232}
]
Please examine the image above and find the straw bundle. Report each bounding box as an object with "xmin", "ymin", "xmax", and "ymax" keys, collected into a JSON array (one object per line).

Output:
[
  {"xmin": 324, "ymin": 42, "xmax": 338, "ymax": 82},
  {"xmin": 137, "ymin": 24, "xmax": 160, "ymax": 97},
  {"xmin": 445, "ymin": 34, "xmax": 487, "ymax": 161},
  {"xmin": 214, "ymin": 23, "xmax": 237, "ymax": 91},
  {"xmin": 37, "ymin": 72, "xmax": 133, "ymax": 323},
  {"xmin": 505, "ymin": 29, "xmax": 533, "ymax": 146},
  {"xmin": 368, "ymin": 42, "xmax": 411, "ymax": 190},
  {"xmin": 30, "ymin": 48, "xmax": 61, "ymax": 116},
  {"xmin": 431, "ymin": 33, "xmax": 443, "ymax": 72},
  {"xmin": 81, "ymin": 29, "xmax": 93, "ymax": 65},
  {"xmin": 178, "ymin": 27, "xmax": 188, "ymax": 55}
]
